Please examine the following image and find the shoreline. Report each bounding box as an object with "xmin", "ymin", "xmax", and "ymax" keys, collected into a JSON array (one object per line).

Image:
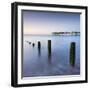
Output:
[{"xmin": 24, "ymin": 34, "xmax": 80, "ymax": 36}]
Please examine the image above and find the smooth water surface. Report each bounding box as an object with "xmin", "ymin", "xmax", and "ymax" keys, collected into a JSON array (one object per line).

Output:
[{"xmin": 23, "ymin": 35, "xmax": 80, "ymax": 77}]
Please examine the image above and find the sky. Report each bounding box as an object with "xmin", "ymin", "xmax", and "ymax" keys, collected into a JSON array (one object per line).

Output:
[{"xmin": 22, "ymin": 10, "xmax": 80, "ymax": 35}]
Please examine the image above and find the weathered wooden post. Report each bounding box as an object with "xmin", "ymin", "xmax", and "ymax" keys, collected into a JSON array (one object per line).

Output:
[
  {"xmin": 48, "ymin": 40, "xmax": 52, "ymax": 63},
  {"xmin": 38, "ymin": 41, "xmax": 41, "ymax": 56},
  {"xmin": 48, "ymin": 40, "xmax": 51, "ymax": 55},
  {"xmin": 38, "ymin": 41, "xmax": 41, "ymax": 49},
  {"xmin": 70, "ymin": 42, "xmax": 75, "ymax": 66},
  {"xmin": 32, "ymin": 43, "xmax": 35, "ymax": 47}
]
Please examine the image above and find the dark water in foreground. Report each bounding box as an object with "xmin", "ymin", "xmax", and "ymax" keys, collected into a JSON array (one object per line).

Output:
[{"xmin": 23, "ymin": 35, "xmax": 80, "ymax": 77}]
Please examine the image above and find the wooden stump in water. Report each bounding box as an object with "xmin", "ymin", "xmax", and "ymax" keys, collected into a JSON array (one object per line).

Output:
[
  {"xmin": 70, "ymin": 42, "xmax": 75, "ymax": 66},
  {"xmin": 38, "ymin": 41, "xmax": 41, "ymax": 56},
  {"xmin": 48, "ymin": 40, "xmax": 52, "ymax": 64},
  {"xmin": 48, "ymin": 40, "xmax": 51, "ymax": 55},
  {"xmin": 38, "ymin": 41, "xmax": 41, "ymax": 49},
  {"xmin": 32, "ymin": 43, "xmax": 35, "ymax": 47}
]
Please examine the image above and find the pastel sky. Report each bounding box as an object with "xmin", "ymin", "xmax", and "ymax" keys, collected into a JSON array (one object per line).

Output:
[{"xmin": 22, "ymin": 10, "xmax": 80, "ymax": 35}]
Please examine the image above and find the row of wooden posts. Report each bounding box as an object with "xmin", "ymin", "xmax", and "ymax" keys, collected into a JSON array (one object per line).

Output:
[{"xmin": 33, "ymin": 40, "xmax": 75, "ymax": 66}]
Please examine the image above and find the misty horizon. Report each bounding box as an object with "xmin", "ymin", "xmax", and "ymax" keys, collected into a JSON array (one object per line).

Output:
[{"xmin": 22, "ymin": 10, "xmax": 80, "ymax": 35}]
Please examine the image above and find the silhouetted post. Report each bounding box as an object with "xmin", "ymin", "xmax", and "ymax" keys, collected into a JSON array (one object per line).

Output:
[
  {"xmin": 38, "ymin": 41, "xmax": 41, "ymax": 49},
  {"xmin": 48, "ymin": 40, "xmax": 52, "ymax": 63},
  {"xmin": 48, "ymin": 40, "xmax": 51, "ymax": 55},
  {"xmin": 38, "ymin": 41, "xmax": 41, "ymax": 56},
  {"xmin": 70, "ymin": 42, "xmax": 75, "ymax": 66},
  {"xmin": 29, "ymin": 42, "xmax": 31, "ymax": 44},
  {"xmin": 32, "ymin": 43, "xmax": 35, "ymax": 47}
]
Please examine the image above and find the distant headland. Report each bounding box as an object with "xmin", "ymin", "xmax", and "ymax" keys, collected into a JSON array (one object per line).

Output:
[
  {"xmin": 24, "ymin": 31, "xmax": 80, "ymax": 36},
  {"xmin": 52, "ymin": 31, "xmax": 80, "ymax": 36}
]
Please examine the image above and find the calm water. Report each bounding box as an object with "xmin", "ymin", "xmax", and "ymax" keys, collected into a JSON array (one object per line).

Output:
[{"xmin": 23, "ymin": 35, "xmax": 80, "ymax": 77}]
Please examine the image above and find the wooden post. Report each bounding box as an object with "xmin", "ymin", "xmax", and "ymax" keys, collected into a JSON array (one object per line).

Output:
[
  {"xmin": 48, "ymin": 40, "xmax": 51, "ymax": 63},
  {"xmin": 70, "ymin": 42, "xmax": 75, "ymax": 66},
  {"xmin": 48, "ymin": 40, "xmax": 51, "ymax": 55},
  {"xmin": 38, "ymin": 41, "xmax": 41, "ymax": 49},
  {"xmin": 38, "ymin": 41, "xmax": 41, "ymax": 56},
  {"xmin": 32, "ymin": 43, "xmax": 35, "ymax": 47}
]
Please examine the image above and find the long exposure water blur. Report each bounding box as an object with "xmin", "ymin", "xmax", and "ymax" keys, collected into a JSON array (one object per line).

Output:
[{"xmin": 23, "ymin": 35, "xmax": 80, "ymax": 77}]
